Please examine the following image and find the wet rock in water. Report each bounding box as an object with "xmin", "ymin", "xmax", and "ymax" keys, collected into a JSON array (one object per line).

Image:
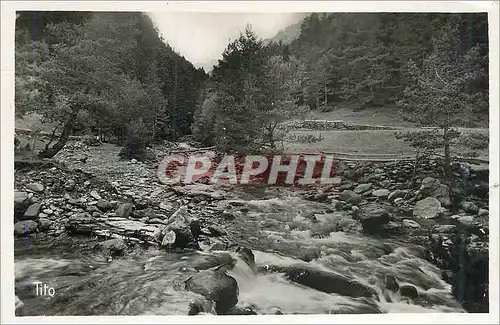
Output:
[
  {"xmin": 354, "ymin": 183, "xmax": 372, "ymax": 194},
  {"xmin": 270, "ymin": 307, "xmax": 283, "ymax": 315},
  {"xmin": 419, "ymin": 177, "xmax": 451, "ymax": 207},
  {"xmin": 97, "ymin": 200, "xmax": 115, "ymax": 212},
  {"xmin": 400, "ymin": 284, "xmax": 419, "ymax": 299},
  {"xmin": 89, "ymin": 190, "xmax": 102, "ymax": 200},
  {"xmin": 336, "ymin": 216, "xmax": 363, "ymax": 234},
  {"xmin": 161, "ymin": 230, "xmax": 177, "ymax": 246},
  {"xmin": 156, "ymin": 216, "xmax": 201, "ymax": 250},
  {"xmin": 38, "ymin": 218, "xmax": 52, "ymax": 231},
  {"xmin": 357, "ymin": 203, "xmax": 390, "ymax": 234},
  {"xmin": 477, "ymin": 208, "xmax": 489, "ymax": 217},
  {"xmin": 339, "ymin": 190, "xmax": 362, "ymax": 205},
  {"xmin": 185, "ymin": 270, "xmax": 239, "ymax": 314},
  {"xmin": 26, "ymin": 182, "xmax": 44, "ymax": 192},
  {"xmin": 94, "ymin": 238, "xmax": 127, "ymax": 256},
  {"xmin": 372, "ymin": 189, "xmax": 390, "ymax": 198},
  {"xmin": 188, "ymin": 297, "xmax": 215, "ymax": 315},
  {"xmin": 172, "ymin": 227, "xmax": 200, "ymax": 250},
  {"xmin": 461, "ymin": 201, "xmax": 479, "ymax": 214},
  {"xmin": 208, "ymin": 226, "xmax": 227, "ymax": 237},
  {"xmin": 189, "ymin": 219, "xmax": 205, "ymax": 240},
  {"xmin": 385, "ymin": 275, "xmax": 399, "ymax": 292},
  {"xmin": 66, "ymin": 213, "xmax": 96, "ymax": 235},
  {"xmin": 226, "ymin": 305, "xmax": 257, "ymax": 315},
  {"xmin": 284, "ymin": 265, "xmax": 376, "ymax": 298},
  {"xmin": 402, "ymin": 219, "xmax": 420, "ymax": 229},
  {"xmin": 115, "ymin": 203, "xmax": 134, "ymax": 218},
  {"xmin": 22, "ymin": 203, "xmax": 41, "ymax": 220},
  {"xmin": 14, "ymin": 220, "xmax": 38, "ymax": 236},
  {"xmin": 413, "ymin": 197, "xmax": 441, "ymax": 219},
  {"xmin": 236, "ymin": 247, "xmax": 256, "ymax": 271}
]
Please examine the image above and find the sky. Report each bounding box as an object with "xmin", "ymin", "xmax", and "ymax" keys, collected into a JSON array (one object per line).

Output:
[{"xmin": 148, "ymin": 12, "xmax": 305, "ymax": 71}]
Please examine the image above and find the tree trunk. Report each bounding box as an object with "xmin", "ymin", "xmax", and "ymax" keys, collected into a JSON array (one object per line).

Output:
[
  {"xmin": 324, "ymin": 71, "xmax": 328, "ymax": 106},
  {"xmin": 443, "ymin": 126, "xmax": 452, "ymax": 181},
  {"xmin": 38, "ymin": 106, "xmax": 78, "ymax": 159}
]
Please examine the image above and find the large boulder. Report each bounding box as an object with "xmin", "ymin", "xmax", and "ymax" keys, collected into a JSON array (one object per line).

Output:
[
  {"xmin": 185, "ymin": 270, "xmax": 239, "ymax": 314},
  {"xmin": 22, "ymin": 203, "xmax": 41, "ymax": 220},
  {"xmin": 14, "ymin": 220, "xmax": 38, "ymax": 237},
  {"xmin": 339, "ymin": 190, "xmax": 362, "ymax": 205},
  {"xmin": 384, "ymin": 275, "xmax": 399, "ymax": 292},
  {"xmin": 419, "ymin": 177, "xmax": 451, "ymax": 207},
  {"xmin": 413, "ymin": 197, "xmax": 441, "ymax": 219},
  {"xmin": 400, "ymin": 285, "xmax": 419, "ymax": 299},
  {"xmin": 285, "ymin": 265, "xmax": 376, "ymax": 298},
  {"xmin": 154, "ymin": 208, "xmax": 201, "ymax": 250},
  {"xmin": 357, "ymin": 203, "xmax": 390, "ymax": 234}
]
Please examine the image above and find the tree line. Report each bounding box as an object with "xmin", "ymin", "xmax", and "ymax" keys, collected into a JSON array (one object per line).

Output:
[{"xmin": 287, "ymin": 13, "xmax": 488, "ymax": 115}]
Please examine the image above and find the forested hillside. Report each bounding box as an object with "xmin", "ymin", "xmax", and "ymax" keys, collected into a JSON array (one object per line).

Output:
[
  {"xmin": 288, "ymin": 13, "xmax": 489, "ymax": 112},
  {"xmin": 15, "ymin": 12, "xmax": 207, "ymax": 158}
]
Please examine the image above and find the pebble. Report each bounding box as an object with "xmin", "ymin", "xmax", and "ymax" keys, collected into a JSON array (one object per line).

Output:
[
  {"xmin": 38, "ymin": 212, "xmax": 48, "ymax": 218},
  {"xmin": 90, "ymin": 190, "xmax": 102, "ymax": 200},
  {"xmin": 402, "ymin": 219, "xmax": 420, "ymax": 228},
  {"xmin": 394, "ymin": 198, "xmax": 404, "ymax": 205}
]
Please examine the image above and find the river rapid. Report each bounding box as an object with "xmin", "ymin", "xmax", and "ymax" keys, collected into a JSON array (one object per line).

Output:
[{"xmin": 14, "ymin": 187, "xmax": 464, "ymax": 316}]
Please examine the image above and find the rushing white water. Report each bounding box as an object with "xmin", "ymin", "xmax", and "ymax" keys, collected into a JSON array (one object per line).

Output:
[{"xmin": 14, "ymin": 193, "xmax": 464, "ymax": 315}]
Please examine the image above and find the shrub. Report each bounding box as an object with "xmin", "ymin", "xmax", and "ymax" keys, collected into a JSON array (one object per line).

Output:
[{"xmin": 118, "ymin": 118, "xmax": 152, "ymax": 161}]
